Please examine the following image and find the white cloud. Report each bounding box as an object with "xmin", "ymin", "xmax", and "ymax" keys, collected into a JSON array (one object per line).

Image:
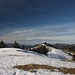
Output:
[
  {"xmin": 1, "ymin": 22, "xmax": 75, "ymax": 44},
  {"xmin": 0, "ymin": 37, "xmax": 37, "ymax": 41},
  {"xmin": 40, "ymin": 35, "xmax": 75, "ymax": 43},
  {"xmin": 13, "ymin": 31, "xmax": 21, "ymax": 34},
  {"xmin": 13, "ymin": 29, "xmax": 34, "ymax": 34}
]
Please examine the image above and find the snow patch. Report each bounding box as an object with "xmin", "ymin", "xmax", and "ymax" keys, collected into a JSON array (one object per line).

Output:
[
  {"xmin": 0, "ymin": 48, "xmax": 75, "ymax": 75},
  {"xmin": 47, "ymin": 48, "xmax": 72, "ymax": 60}
]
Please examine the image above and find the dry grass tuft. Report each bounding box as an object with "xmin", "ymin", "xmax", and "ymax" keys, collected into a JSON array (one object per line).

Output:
[
  {"xmin": 61, "ymin": 60, "xmax": 75, "ymax": 62},
  {"xmin": 14, "ymin": 64, "xmax": 75, "ymax": 74}
]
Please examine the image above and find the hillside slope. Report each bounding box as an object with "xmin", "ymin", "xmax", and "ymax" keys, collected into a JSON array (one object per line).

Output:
[
  {"xmin": 0, "ymin": 48, "xmax": 75, "ymax": 75},
  {"xmin": 47, "ymin": 48, "xmax": 72, "ymax": 60}
]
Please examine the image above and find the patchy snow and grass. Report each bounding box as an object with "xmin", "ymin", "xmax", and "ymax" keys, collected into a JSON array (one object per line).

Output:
[
  {"xmin": 14, "ymin": 64, "xmax": 75, "ymax": 74},
  {"xmin": 0, "ymin": 48, "xmax": 75, "ymax": 75}
]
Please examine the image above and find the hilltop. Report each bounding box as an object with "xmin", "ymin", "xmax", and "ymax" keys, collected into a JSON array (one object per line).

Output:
[{"xmin": 0, "ymin": 47, "xmax": 75, "ymax": 75}]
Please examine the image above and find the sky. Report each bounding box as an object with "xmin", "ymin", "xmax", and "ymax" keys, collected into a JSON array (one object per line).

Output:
[{"xmin": 0, "ymin": 0, "xmax": 75, "ymax": 45}]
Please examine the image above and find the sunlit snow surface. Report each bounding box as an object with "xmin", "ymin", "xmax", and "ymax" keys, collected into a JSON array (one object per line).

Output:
[
  {"xmin": 47, "ymin": 48, "xmax": 72, "ymax": 60},
  {"xmin": 0, "ymin": 48, "xmax": 75, "ymax": 75}
]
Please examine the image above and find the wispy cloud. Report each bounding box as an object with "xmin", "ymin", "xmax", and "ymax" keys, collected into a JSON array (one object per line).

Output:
[
  {"xmin": 13, "ymin": 30, "xmax": 34, "ymax": 34},
  {"xmin": 0, "ymin": 37, "xmax": 36, "ymax": 41},
  {"xmin": 0, "ymin": 22, "xmax": 75, "ymax": 44}
]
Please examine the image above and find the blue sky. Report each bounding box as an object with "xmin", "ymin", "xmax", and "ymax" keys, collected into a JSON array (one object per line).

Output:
[{"xmin": 0, "ymin": 0, "xmax": 75, "ymax": 45}]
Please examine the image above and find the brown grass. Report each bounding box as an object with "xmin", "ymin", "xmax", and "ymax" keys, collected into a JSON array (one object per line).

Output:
[
  {"xmin": 61, "ymin": 60, "xmax": 75, "ymax": 62},
  {"xmin": 14, "ymin": 64, "xmax": 75, "ymax": 74},
  {"xmin": 58, "ymin": 67, "xmax": 75, "ymax": 74}
]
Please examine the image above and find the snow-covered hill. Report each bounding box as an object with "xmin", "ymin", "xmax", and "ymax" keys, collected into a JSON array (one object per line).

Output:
[
  {"xmin": 31, "ymin": 43, "xmax": 72, "ymax": 60},
  {"xmin": 47, "ymin": 48, "xmax": 72, "ymax": 60},
  {"xmin": 0, "ymin": 48, "xmax": 75, "ymax": 75}
]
